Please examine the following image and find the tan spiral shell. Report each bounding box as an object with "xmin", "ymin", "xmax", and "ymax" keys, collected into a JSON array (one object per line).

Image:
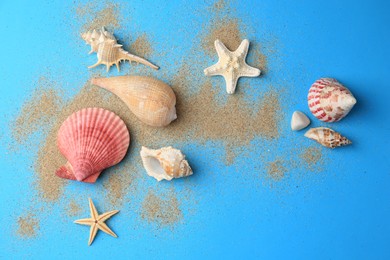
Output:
[
  {"xmin": 304, "ymin": 127, "xmax": 351, "ymax": 148},
  {"xmin": 91, "ymin": 76, "xmax": 177, "ymax": 127},
  {"xmin": 56, "ymin": 108, "xmax": 130, "ymax": 183}
]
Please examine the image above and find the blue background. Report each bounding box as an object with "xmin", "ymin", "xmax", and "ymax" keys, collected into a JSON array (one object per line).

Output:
[{"xmin": 1, "ymin": 0, "xmax": 389, "ymax": 259}]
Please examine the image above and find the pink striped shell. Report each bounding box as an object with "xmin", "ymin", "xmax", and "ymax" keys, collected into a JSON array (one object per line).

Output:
[
  {"xmin": 56, "ymin": 108, "xmax": 130, "ymax": 183},
  {"xmin": 308, "ymin": 78, "xmax": 356, "ymax": 122}
]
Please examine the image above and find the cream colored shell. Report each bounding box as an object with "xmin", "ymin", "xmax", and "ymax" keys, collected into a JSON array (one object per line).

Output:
[
  {"xmin": 291, "ymin": 111, "xmax": 310, "ymax": 131},
  {"xmin": 91, "ymin": 76, "xmax": 177, "ymax": 127},
  {"xmin": 81, "ymin": 27, "xmax": 116, "ymax": 54},
  {"xmin": 81, "ymin": 27, "xmax": 159, "ymax": 72},
  {"xmin": 140, "ymin": 146, "xmax": 193, "ymax": 181}
]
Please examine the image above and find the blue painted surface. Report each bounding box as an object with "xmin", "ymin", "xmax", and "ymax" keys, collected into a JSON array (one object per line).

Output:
[{"xmin": 1, "ymin": 0, "xmax": 389, "ymax": 259}]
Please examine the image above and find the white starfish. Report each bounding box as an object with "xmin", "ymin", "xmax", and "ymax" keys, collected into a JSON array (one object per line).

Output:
[{"xmin": 204, "ymin": 39, "xmax": 261, "ymax": 94}]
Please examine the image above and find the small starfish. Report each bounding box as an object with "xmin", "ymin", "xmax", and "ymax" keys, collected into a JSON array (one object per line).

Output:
[
  {"xmin": 74, "ymin": 198, "xmax": 119, "ymax": 246},
  {"xmin": 204, "ymin": 39, "xmax": 261, "ymax": 94}
]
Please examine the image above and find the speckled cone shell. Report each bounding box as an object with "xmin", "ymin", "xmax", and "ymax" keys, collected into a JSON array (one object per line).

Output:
[
  {"xmin": 308, "ymin": 78, "xmax": 356, "ymax": 122},
  {"xmin": 140, "ymin": 146, "xmax": 193, "ymax": 181},
  {"xmin": 82, "ymin": 27, "xmax": 159, "ymax": 72},
  {"xmin": 304, "ymin": 127, "xmax": 351, "ymax": 148},
  {"xmin": 91, "ymin": 76, "xmax": 177, "ymax": 127},
  {"xmin": 56, "ymin": 108, "xmax": 130, "ymax": 183}
]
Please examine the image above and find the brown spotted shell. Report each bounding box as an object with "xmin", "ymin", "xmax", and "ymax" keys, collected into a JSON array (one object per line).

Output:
[{"xmin": 304, "ymin": 127, "xmax": 351, "ymax": 148}]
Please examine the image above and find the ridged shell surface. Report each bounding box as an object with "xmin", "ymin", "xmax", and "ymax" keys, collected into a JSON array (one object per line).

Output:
[
  {"xmin": 91, "ymin": 76, "xmax": 177, "ymax": 127},
  {"xmin": 82, "ymin": 27, "xmax": 158, "ymax": 72},
  {"xmin": 304, "ymin": 127, "xmax": 351, "ymax": 148},
  {"xmin": 140, "ymin": 146, "xmax": 193, "ymax": 181},
  {"xmin": 81, "ymin": 27, "xmax": 116, "ymax": 54},
  {"xmin": 56, "ymin": 108, "xmax": 130, "ymax": 182},
  {"xmin": 308, "ymin": 78, "xmax": 356, "ymax": 122}
]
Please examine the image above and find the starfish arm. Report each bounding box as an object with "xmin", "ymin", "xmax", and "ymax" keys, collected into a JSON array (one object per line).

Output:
[
  {"xmin": 74, "ymin": 218, "xmax": 95, "ymax": 226},
  {"xmin": 88, "ymin": 224, "xmax": 98, "ymax": 246},
  {"xmin": 97, "ymin": 222, "xmax": 117, "ymax": 238},
  {"xmin": 240, "ymin": 63, "xmax": 261, "ymax": 77},
  {"xmin": 204, "ymin": 63, "xmax": 224, "ymax": 76},
  {"xmin": 214, "ymin": 39, "xmax": 231, "ymax": 58},
  {"xmin": 88, "ymin": 198, "xmax": 99, "ymax": 220},
  {"xmin": 98, "ymin": 210, "xmax": 119, "ymax": 222},
  {"xmin": 234, "ymin": 39, "xmax": 250, "ymax": 57},
  {"xmin": 223, "ymin": 72, "xmax": 240, "ymax": 94}
]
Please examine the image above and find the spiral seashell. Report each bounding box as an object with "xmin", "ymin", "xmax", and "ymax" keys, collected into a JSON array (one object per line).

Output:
[
  {"xmin": 91, "ymin": 76, "xmax": 177, "ymax": 127},
  {"xmin": 304, "ymin": 127, "xmax": 351, "ymax": 148},
  {"xmin": 81, "ymin": 27, "xmax": 159, "ymax": 72},
  {"xmin": 308, "ymin": 78, "xmax": 356, "ymax": 122},
  {"xmin": 140, "ymin": 146, "xmax": 193, "ymax": 181},
  {"xmin": 81, "ymin": 27, "xmax": 116, "ymax": 54},
  {"xmin": 56, "ymin": 108, "xmax": 130, "ymax": 183}
]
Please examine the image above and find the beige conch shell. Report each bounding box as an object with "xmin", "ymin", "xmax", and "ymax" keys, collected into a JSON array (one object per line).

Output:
[
  {"xmin": 304, "ymin": 127, "xmax": 352, "ymax": 148},
  {"xmin": 91, "ymin": 76, "xmax": 177, "ymax": 127},
  {"xmin": 81, "ymin": 27, "xmax": 159, "ymax": 72},
  {"xmin": 140, "ymin": 146, "xmax": 193, "ymax": 181}
]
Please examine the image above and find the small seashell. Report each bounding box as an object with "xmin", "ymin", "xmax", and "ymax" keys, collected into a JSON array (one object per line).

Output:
[
  {"xmin": 56, "ymin": 108, "xmax": 130, "ymax": 183},
  {"xmin": 291, "ymin": 111, "xmax": 310, "ymax": 131},
  {"xmin": 308, "ymin": 78, "xmax": 356, "ymax": 122},
  {"xmin": 81, "ymin": 27, "xmax": 159, "ymax": 72},
  {"xmin": 140, "ymin": 146, "xmax": 193, "ymax": 181},
  {"xmin": 91, "ymin": 76, "xmax": 177, "ymax": 127},
  {"xmin": 304, "ymin": 127, "xmax": 351, "ymax": 148}
]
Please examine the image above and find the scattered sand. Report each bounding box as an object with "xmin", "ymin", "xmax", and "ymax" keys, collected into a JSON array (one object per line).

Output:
[
  {"xmin": 103, "ymin": 163, "xmax": 139, "ymax": 207},
  {"xmin": 75, "ymin": 1, "xmax": 122, "ymax": 32},
  {"xmin": 16, "ymin": 214, "xmax": 40, "ymax": 239},
  {"xmin": 66, "ymin": 200, "xmax": 82, "ymax": 217},
  {"xmin": 266, "ymin": 159, "xmax": 286, "ymax": 181},
  {"xmin": 10, "ymin": 77, "xmax": 63, "ymax": 146},
  {"xmin": 212, "ymin": 0, "xmax": 228, "ymax": 11},
  {"xmin": 141, "ymin": 190, "xmax": 183, "ymax": 227},
  {"xmin": 130, "ymin": 34, "xmax": 153, "ymax": 58},
  {"xmin": 253, "ymin": 49, "xmax": 268, "ymax": 74},
  {"xmin": 202, "ymin": 19, "xmax": 243, "ymax": 56},
  {"xmin": 300, "ymin": 146, "xmax": 324, "ymax": 172}
]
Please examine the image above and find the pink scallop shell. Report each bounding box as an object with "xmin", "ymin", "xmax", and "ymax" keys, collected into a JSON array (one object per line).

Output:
[
  {"xmin": 56, "ymin": 108, "xmax": 130, "ymax": 183},
  {"xmin": 308, "ymin": 78, "xmax": 356, "ymax": 122}
]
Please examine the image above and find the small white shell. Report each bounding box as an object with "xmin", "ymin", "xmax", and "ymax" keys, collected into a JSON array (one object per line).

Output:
[
  {"xmin": 140, "ymin": 146, "xmax": 193, "ymax": 181},
  {"xmin": 291, "ymin": 111, "xmax": 310, "ymax": 131}
]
